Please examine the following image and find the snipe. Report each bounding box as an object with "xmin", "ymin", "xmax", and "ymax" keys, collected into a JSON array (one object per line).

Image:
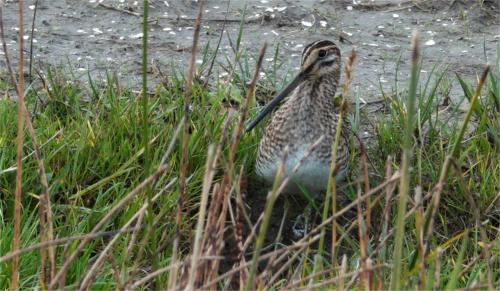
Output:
[{"xmin": 246, "ymin": 40, "xmax": 349, "ymax": 194}]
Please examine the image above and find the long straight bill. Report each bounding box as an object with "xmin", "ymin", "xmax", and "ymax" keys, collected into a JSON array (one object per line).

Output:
[{"xmin": 245, "ymin": 72, "xmax": 304, "ymax": 132}]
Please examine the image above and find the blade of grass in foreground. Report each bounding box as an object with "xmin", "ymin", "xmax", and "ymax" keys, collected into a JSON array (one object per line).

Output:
[
  {"xmin": 450, "ymin": 66, "xmax": 490, "ymax": 159},
  {"xmin": 168, "ymin": 0, "xmax": 204, "ymax": 289},
  {"xmin": 141, "ymin": 0, "xmax": 150, "ymax": 176},
  {"xmin": 245, "ymin": 134, "xmax": 325, "ymax": 290},
  {"xmin": 245, "ymin": 150, "xmax": 287, "ymax": 291},
  {"xmin": 444, "ymin": 231, "xmax": 469, "ymax": 291},
  {"xmin": 139, "ymin": 1, "xmax": 163, "ymax": 287},
  {"xmin": 318, "ymin": 48, "xmax": 356, "ymax": 264},
  {"xmin": 390, "ymin": 30, "xmax": 420, "ymax": 291},
  {"xmin": 186, "ymin": 145, "xmax": 215, "ymax": 290},
  {"xmin": 423, "ymin": 66, "xmax": 490, "ymax": 261},
  {"xmin": 11, "ymin": 1, "xmax": 26, "ymax": 289}
]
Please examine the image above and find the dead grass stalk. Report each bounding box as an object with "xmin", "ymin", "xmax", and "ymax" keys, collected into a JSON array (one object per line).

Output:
[{"xmin": 169, "ymin": 0, "xmax": 205, "ymax": 288}]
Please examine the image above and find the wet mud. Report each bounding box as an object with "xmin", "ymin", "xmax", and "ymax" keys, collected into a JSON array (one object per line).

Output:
[{"xmin": 1, "ymin": 0, "xmax": 498, "ymax": 102}]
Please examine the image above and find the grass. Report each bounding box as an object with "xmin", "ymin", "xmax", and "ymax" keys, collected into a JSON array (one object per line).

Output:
[{"xmin": 0, "ymin": 4, "xmax": 499, "ymax": 290}]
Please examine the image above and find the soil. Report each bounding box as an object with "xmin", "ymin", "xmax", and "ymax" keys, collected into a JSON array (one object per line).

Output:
[{"xmin": 1, "ymin": 0, "xmax": 498, "ymax": 102}]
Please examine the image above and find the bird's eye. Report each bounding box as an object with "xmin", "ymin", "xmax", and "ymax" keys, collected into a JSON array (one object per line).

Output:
[{"xmin": 318, "ymin": 50, "xmax": 327, "ymax": 58}]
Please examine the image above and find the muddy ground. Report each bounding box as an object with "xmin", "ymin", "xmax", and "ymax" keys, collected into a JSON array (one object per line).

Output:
[{"xmin": 1, "ymin": 0, "xmax": 498, "ymax": 103}]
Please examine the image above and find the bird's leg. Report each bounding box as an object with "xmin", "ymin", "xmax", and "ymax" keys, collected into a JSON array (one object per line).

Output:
[{"xmin": 291, "ymin": 202, "xmax": 312, "ymax": 239}]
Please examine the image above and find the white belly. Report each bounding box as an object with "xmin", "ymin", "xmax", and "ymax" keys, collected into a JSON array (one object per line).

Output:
[{"xmin": 256, "ymin": 145, "xmax": 346, "ymax": 194}]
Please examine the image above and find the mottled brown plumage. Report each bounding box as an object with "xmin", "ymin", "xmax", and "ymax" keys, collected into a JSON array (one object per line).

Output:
[{"xmin": 247, "ymin": 40, "xmax": 349, "ymax": 193}]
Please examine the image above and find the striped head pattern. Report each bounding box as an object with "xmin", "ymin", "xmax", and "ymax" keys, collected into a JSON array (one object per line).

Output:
[
  {"xmin": 245, "ymin": 40, "xmax": 342, "ymax": 132},
  {"xmin": 300, "ymin": 40, "xmax": 341, "ymax": 79}
]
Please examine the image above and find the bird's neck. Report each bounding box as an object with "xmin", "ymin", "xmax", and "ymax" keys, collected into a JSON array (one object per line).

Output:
[{"xmin": 296, "ymin": 74, "xmax": 339, "ymax": 108}]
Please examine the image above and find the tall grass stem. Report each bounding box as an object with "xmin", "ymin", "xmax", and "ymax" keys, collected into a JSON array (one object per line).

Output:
[
  {"xmin": 169, "ymin": 1, "xmax": 204, "ymax": 288},
  {"xmin": 11, "ymin": 1, "xmax": 25, "ymax": 289},
  {"xmin": 390, "ymin": 30, "xmax": 420, "ymax": 291}
]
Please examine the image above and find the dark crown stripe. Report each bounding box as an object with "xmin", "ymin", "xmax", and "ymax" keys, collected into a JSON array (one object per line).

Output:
[
  {"xmin": 301, "ymin": 40, "xmax": 320, "ymax": 59},
  {"xmin": 301, "ymin": 40, "xmax": 336, "ymax": 64}
]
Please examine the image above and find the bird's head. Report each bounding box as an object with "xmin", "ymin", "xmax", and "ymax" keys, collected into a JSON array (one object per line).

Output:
[
  {"xmin": 300, "ymin": 40, "xmax": 341, "ymax": 80},
  {"xmin": 245, "ymin": 40, "xmax": 341, "ymax": 132}
]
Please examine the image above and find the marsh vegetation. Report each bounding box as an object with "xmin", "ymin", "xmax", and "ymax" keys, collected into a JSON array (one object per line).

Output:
[{"xmin": 0, "ymin": 0, "xmax": 498, "ymax": 290}]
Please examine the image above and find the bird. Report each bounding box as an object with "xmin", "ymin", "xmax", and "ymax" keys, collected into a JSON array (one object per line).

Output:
[{"xmin": 246, "ymin": 40, "xmax": 349, "ymax": 195}]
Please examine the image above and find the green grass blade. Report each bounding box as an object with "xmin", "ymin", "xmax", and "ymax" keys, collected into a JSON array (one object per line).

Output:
[
  {"xmin": 390, "ymin": 31, "xmax": 420, "ymax": 291},
  {"xmin": 444, "ymin": 231, "xmax": 469, "ymax": 291}
]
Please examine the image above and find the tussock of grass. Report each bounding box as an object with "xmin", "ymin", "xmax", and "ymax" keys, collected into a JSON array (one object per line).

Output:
[
  {"xmin": 1, "ymin": 67, "xmax": 256, "ymax": 287},
  {"xmin": 0, "ymin": 11, "xmax": 499, "ymax": 291}
]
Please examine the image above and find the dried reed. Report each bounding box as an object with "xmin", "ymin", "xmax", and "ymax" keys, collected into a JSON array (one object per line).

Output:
[
  {"xmin": 169, "ymin": 0, "xmax": 205, "ymax": 289},
  {"xmin": 11, "ymin": 1, "xmax": 25, "ymax": 289}
]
